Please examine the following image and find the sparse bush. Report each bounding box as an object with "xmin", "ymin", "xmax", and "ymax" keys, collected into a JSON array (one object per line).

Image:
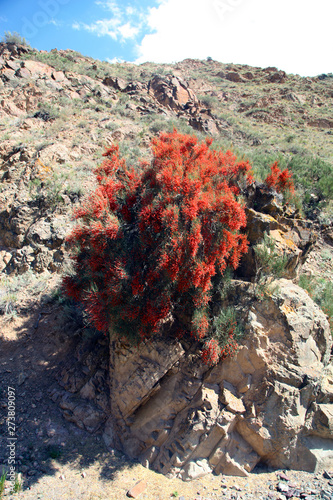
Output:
[
  {"xmin": 198, "ymin": 94, "xmax": 219, "ymax": 110},
  {"xmin": 149, "ymin": 118, "xmax": 169, "ymax": 135},
  {"xmin": 253, "ymin": 232, "xmax": 288, "ymax": 299},
  {"xmin": 1, "ymin": 31, "xmax": 30, "ymax": 47},
  {"xmin": 0, "ymin": 271, "xmax": 54, "ymax": 317},
  {"xmin": 298, "ymin": 274, "xmax": 333, "ymax": 335},
  {"xmin": 63, "ymin": 130, "xmax": 253, "ymax": 364},
  {"xmin": 202, "ymin": 306, "xmax": 243, "ymax": 365}
]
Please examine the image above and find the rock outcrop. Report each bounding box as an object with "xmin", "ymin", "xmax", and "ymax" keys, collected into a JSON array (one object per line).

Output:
[
  {"xmin": 148, "ymin": 75, "xmax": 199, "ymax": 113},
  {"xmin": 235, "ymin": 183, "xmax": 317, "ymax": 281},
  {"xmin": 102, "ymin": 279, "xmax": 333, "ymax": 480},
  {"xmin": 51, "ymin": 334, "xmax": 110, "ymax": 434}
]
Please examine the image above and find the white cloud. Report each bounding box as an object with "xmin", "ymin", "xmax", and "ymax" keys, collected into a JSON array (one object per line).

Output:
[
  {"xmin": 48, "ymin": 19, "xmax": 62, "ymax": 27},
  {"xmin": 126, "ymin": 6, "xmax": 136, "ymax": 16},
  {"xmin": 135, "ymin": 0, "xmax": 333, "ymax": 76},
  {"xmin": 72, "ymin": 18, "xmax": 139, "ymax": 41},
  {"xmin": 72, "ymin": 18, "xmax": 120, "ymax": 39},
  {"xmin": 118, "ymin": 22, "xmax": 139, "ymax": 40},
  {"xmin": 73, "ymin": 0, "xmax": 145, "ymax": 42},
  {"xmin": 95, "ymin": 0, "xmax": 121, "ymax": 16},
  {"xmin": 106, "ymin": 56, "xmax": 125, "ymax": 63}
]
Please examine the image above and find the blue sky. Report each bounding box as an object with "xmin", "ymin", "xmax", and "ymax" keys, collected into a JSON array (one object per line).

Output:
[{"xmin": 0, "ymin": 0, "xmax": 332, "ymax": 76}]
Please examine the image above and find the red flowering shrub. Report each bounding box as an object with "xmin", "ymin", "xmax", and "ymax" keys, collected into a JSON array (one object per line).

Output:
[
  {"xmin": 264, "ymin": 161, "xmax": 294, "ymax": 194},
  {"xmin": 63, "ymin": 130, "xmax": 252, "ymax": 364}
]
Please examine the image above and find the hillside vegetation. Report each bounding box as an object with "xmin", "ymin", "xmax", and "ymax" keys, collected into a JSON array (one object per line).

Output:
[{"xmin": 0, "ymin": 40, "xmax": 332, "ymax": 320}]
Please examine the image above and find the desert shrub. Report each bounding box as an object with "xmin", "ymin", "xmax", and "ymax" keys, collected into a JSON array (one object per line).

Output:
[
  {"xmin": 253, "ymin": 233, "xmax": 288, "ymax": 299},
  {"xmin": 148, "ymin": 116, "xmax": 194, "ymax": 136},
  {"xmin": 63, "ymin": 130, "xmax": 253, "ymax": 364},
  {"xmin": 22, "ymin": 50, "xmax": 79, "ymax": 73},
  {"xmin": 2, "ymin": 31, "xmax": 30, "ymax": 47},
  {"xmin": 298, "ymin": 274, "xmax": 333, "ymax": 335},
  {"xmin": 0, "ymin": 271, "xmax": 52, "ymax": 318},
  {"xmin": 202, "ymin": 306, "xmax": 243, "ymax": 364},
  {"xmin": 198, "ymin": 94, "xmax": 220, "ymax": 110}
]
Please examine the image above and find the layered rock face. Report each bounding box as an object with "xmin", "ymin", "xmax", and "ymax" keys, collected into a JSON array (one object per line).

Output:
[{"xmin": 104, "ymin": 279, "xmax": 333, "ymax": 480}]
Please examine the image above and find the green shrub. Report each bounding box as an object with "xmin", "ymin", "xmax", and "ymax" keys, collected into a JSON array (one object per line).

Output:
[
  {"xmin": 248, "ymin": 151, "xmax": 333, "ymax": 217},
  {"xmin": 0, "ymin": 469, "xmax": 6, "ymax": 498},
  {"xmin": 298, "ymin": 274, "xmax": 333, "ymax": 335},
  {"xmin": 1, "ymin": 31, "xmax": 30, "ymax": 47},
  {"xmin": 253, "ymin": 233, "xmax": 288, "ymax": 299}
]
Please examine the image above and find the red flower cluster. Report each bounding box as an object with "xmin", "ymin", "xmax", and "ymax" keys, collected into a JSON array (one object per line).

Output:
[
  {"xmin": 264, "ymin": 161, "xmax": 294, "ymax": 194},
  {"xmin": 201, "ymin": 321, "xmax": 238, "ymax": 366},
  {"xmin": 63, "ymin": 130, "xmax": 252, "ymax": 362}
]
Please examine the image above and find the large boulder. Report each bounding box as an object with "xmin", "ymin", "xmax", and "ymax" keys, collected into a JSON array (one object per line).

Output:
[
  {"xmin": 103, "ymin": 279, "xmax": 333, "ymax": 479},
  {"xmin": 238, "ymin": 183, "xmax": 317, "ymax": 280},
  {"xmin": 148, "ymin": 75, "xmax": 199, "ymax": 112}
]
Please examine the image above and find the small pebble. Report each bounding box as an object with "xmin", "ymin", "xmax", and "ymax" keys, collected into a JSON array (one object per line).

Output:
[
  {"xmin": 278, "ymin": 472, "xmax": 291, "ymax": 482},
  {"xmin": 277, "ymin": 482, "xmax": 290, "ymax": 493}
]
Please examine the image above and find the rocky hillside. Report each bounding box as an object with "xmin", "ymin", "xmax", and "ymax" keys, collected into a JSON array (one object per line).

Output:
[
  {"xmin": 0, "ymin": 40, "xmax": 333, "ymax": 497},
  {"xmin": 1, "ymin": 41, "xmax": 333, "ymax": 282}
]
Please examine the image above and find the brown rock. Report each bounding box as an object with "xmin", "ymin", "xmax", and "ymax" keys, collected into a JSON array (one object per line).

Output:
[
  {"xmin": 23, "ymin": 59, "xmax": 53, "ymax": 78},
  {"xmin": 38, "ymin": 143, "xmax": 70, "ymax": 165},
  {"xmin": 1, "ymin": 68, "xmax": 16, "ymax": 81},
  {"xmin": 305, "ymin": 404, "xmax": 333, "ymax": 439},
  {"xmin": 226, "ymin": 72, "xmax": 245, "ymax": 83},
  {"xmin": 181, "ymin": 459, "xmax": 212, "ymax": 481},
  {"xmin": 101, "ymin": 279, "xmax": 332, "ymax": 478},
  {"xmin": 307, "ymin": 118, "xmax": 333, "ymax": 129},
  {"xmin": 52, "ymin": 70, "xmax": 66, "ymax": 82},
  {"xmin": 189, "ymin": 115, "xmax": 219, "ymax": 135},
  {"xmin": 222, "ymin": 387, "xmax": 246, "ymax": 414},
  {"xmin": 127, "ymin": 480, "xmax": 147, "ymax": 498},
  {"xmin": 6, "ymin": 59, "xmax": 21, "ymax": 71},
  {"xmin": 0, "ymin": 42, "xmax": 29, "ymax": 58},
  {"xmin": 264, "ymin": 66, "xmax": 278, "ymax": 72},
  {"xmin": 148, "ymin": 75, "xmax": 199, "ymax": 112},
  {"xmin": 16, "ymin": 66, "xmax": 31, "ymax": 79},
  {"xmin": 1, "ymin": 100, "xmax": 25, "ymax": 116},
  {"xmin": 59, "ymin": 394, "xmax": 107, "ymax": 433},
  {"xmin": 0, "ymin": 250, "xmax": 12, "ymax": 272},
  {"xmin": 268, "ymin": 71, "xmax": 286, "ymax": 83},
  {"xmin": 103, "ymin": 76, "xmax": 128, "ymax": 91},
  {"xmin": 245, "ymin": 208, "xmax": 286, "ymax": 243},
  {"xmin": 268, "ymin": 228, "xmax": 302, "ymax": 278},
  {"xmin": 124, "ymin": 81, "xmax": 146, "ymax": 94},
  {"xmin": 239, "ymin": 205, "xmax": 315, "ymax": 280}
]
